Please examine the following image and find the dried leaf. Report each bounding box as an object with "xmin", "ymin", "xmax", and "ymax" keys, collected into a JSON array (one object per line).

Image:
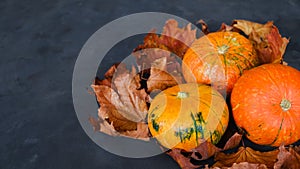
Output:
[
  {"xmin": 233, "ymin": 20, "xmax": 272, "ymax": 36},
  {"xmin": 120, "ymin": 122, "xmax": 150, "ymax": 139},
  {"xmin": 133, "ymin": 19, "xmax": 196, "ymax": 74},
  {"xmin": 232, "ymin": 20, "xmax": 289, "ymax": 64},
  {"xmin": 163, "ymin": 19, "xmax": 197, "ymax": 48},
  {"xmin": 97, "ymin": 102, "xmax": 137, "ymax": 131},
  {"xmin": 222, "ymin": 132, "xmax": 243, "ymax": 150},
  {"xmin": 257, "ymin": 26, "xmax": 289, "ymax": 64},
  {"xmin": 209, "ymin": 162, "xmax": 268, "ymax": 169},
  {"xmin": 91, "ymin": 64, "xmax": 150, "ymax": 140},
  {"xmin": 191, "ymin": 141, "xmax": 221, "ymax": 161},
  {"xmin": 213, "ymin": 147, "xmax": 279, "ymax": 169},
  {"xmin": 197, "ymin": 19, "xmax": 210, "ymax": 35},
  {"xmin": 147, "ymin": 67, "xmax": 183, "ymax": 93},
  {"xmin": 217, "ymin": 22, "xmax": 235, "ymax": 32},
  {"xmin": 167, "ymin": 149, "xmax": 200, "ymax": 169},
  {"xmin": 89, "ymin": 116, "xmax": 100, "ymax": 131},
  {"xmin": 228, "ymin": 162, "xmax": 268, "ymax": 169},
  {"xmin": 89, "ymin": 116, "xmax": 119, "ymax": 136},
  {"xmin": 274, "ymin": 145, "xmax": 300, "ymax": 169},
  {"xmin": 190, "ymin": 132, "xmax": 242, "ymax": 161},
  {"xmin": 168, "ymin": 132, "xmax": 242, "ymax": 168}
]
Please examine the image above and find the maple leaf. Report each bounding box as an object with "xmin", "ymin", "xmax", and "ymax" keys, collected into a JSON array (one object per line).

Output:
[
  {"xmin": 213, "ymin": 147, "xmax": 279, "ymax": 169},
  {"xmin": 232, "ymin": 20, "xmax": 289, "ymax": 64},
  {"xmin": 91, "ymin": 63, "xmax": 150, "ymax": 140},
  {"xmin": 274, "ymin": 145, "xmax": 300, "ymax": 169},
  {"xmin": 133, "ymin": 19, "xmax": 196, "ymax": 76},
  {"xmin": 145, "ymin": 56, "xmax": 184, "ymax": 94}
]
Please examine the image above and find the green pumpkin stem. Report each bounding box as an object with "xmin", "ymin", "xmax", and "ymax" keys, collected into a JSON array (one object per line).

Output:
[
  {"xmin": 280, "ymin": 99, "xmax": 291, "ymax": 111},
  {"xmin": 177, "ymin": 92, "xmax": 189, "ymax": 99}
]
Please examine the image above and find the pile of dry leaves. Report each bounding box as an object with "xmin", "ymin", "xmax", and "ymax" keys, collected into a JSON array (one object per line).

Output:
[{"xmin": 89, "ymin": 19, "xmax": 299, "ymax": 168}]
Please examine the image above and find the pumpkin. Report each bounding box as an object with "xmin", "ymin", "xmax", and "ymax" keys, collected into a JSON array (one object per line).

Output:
[
  {"xmin": 148, "ymin": 83, "xmax": 229, "ymax": 151},
  {"xmin": 182, "ymin": 31, "xmax": 259, "ymax": 94},
  {"xmin": 231, "ymin": 64, "xmax": 300, "ymax": 146}
]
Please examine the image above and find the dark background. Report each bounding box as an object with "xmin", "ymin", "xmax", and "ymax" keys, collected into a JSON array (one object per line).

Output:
[{"xmin": 1, "ymin": 0, "xmax": 300, "ymax": 169}]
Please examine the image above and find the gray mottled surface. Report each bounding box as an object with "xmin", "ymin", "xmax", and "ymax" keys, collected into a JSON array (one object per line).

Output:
[{"xmin": 1, "ymin": 0, "xmax": 300, "ymax": 169}]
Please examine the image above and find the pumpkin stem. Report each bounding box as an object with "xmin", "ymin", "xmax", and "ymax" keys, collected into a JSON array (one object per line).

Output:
[
  {"xmin": 217, "ymin": 45, "xmax": 229, "ymax": 54},
  {"xmin": 177, "ymin": 92, "xmax": 189, "ymax": 99},
  {"xmin": 280, "ymin": 99, "xmax": 291, "ymax": 111}
]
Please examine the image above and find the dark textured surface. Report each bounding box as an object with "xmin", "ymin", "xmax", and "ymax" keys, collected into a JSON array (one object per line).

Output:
[{"xmin": 1, "ymin": 0, "xmax": 300, "ymax": 168}]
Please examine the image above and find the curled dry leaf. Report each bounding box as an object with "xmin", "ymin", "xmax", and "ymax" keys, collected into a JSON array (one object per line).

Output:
[
  {"xmin": 191, "ymin": 141, "xmax": 221, "ymax": 161},
  {"xmin": 197, "ymin": 19, "xmax": 209, "ymax": 35},
  {"xmin": 208, "ymin": 162, "xmax": 267, "ymax": 169},
  {"xmin": 91, "ymin": 63, "xmax": 150, "ymax": 140},
  {"xmin": 190, "ymin": 132, "xmax": 242, "ymax": 161},
  {"xmin": 167, "ymin": 149, "xmax": 200, "ymax": 169},
  {"xmin": 222, "ymin": 132, "xmax": 243, "ymax": 150},
  {"xmin": 168, "ymin": 133, "xmax": 242, "ymax": 168},
  {"xmin": 274, "ymin": 145, "xmax": 300, "ymax": 169},
  {"xmin": 232, "ymin": 20, "xmax": 289, "ymax": 64},
  {"xmin": 133, "ymin": 19, "xmax": 197, "ymax": 74},
  {"xmin": 213, "ymin": 147, "xmax": 279, "ymax": 169}
]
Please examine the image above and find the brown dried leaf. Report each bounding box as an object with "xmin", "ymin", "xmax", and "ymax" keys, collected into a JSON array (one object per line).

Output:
[
  {"xmin": 218, "ymin": 22, "xmax": 235, "ymax": 32},
  {"xmin": 189, "ymin": 132, "xmax": 242, "ymax": 161},
  {"xmin": 91, "ymin": 64, "xmax": 150, "ymax": 140},
  {"xmin": 89, "ymin": 116, "xmax": 119, "ymax": 136},
  {"xmin": 209, "ymin": 162, "xmax": 268, "ymax": 169},
  {"xmin": 167, "ymin": 149, "xmax": 200, "ymax": 169},
  {"xmin": 228, "ymin": 162, "xmax": 267, "ymax": 169},
  {"xmin": 197, "ymin": 19, "xmax": 210, "ymax": 35},
  {"xmin": 274, "ymin": 145, "xmax": 300, "ymax": 169},
  {"xmin": 213, "ymin": 147, "xmax": 279, "ymax": 169},
  {"xmin": 191, "ymin": 141, "xmax": 221, "ymax": 161},
  {"xmin": 233, "ymin": 20, "xmax": 272, "ymax": 36},
  {"xmin": 232, "ymin": 20, "xmax": 289, "ymax": 64},
  {"xmin": 133, "ymin": 19, "xmax": 196, "ymax": 74},
  {"xmin": 257, "ymin": 26, "xmax": 289, "ymax": 64},
  {"xmin": 222, "ymin": 132, "xmax": 243, "ymax": 150},
  {"xmin": 120, "ymin": 122, "xmax": 150, "ymax": 139},
  {"xmin": 168, "ymin": 132, "xmax": 242, "ymax": 168},
  {"xmin": 293, "ymin": 145, "xmax": 300, "ymax": 154},
  {"xmin": 147, "ymin": 67, "xmax": 183, "ymax": 93},
  {"xmin": 163, "ymin": 19, "xmax": 197, "ymax": 49},
  {"xmin": 97, "ymin": 102, "xmax": 137, "ymax": 131}
]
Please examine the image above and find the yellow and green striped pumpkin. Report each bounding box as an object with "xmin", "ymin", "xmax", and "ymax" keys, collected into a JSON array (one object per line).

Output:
[{"xmin": 148, "ymin": 83, "xmax": 229, "ymax": 151}]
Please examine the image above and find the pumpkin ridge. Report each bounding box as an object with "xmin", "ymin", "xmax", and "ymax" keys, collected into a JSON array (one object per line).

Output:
[
  {"xmin": 222, "ymin": 54, "xmax": 229, "ymax": 85},
  {"xmin": 199, "ymin": 98, "xmax": 226, "ymax": 133},
  {"xmin": 191, "ymin": 112, "xmax": 199, "ymax": 145},
  {"xmin": 263, "ymin": 65, "xmax": 287, "ymax": 96},
  {"xmin": 207, "ymin": 32, "xmax": 223, "ymax": 47},
  {"xmin": 228, "ymin": 51, "xmax": 257, "ymax": 68},
  {"xmin": 269, "ymin": 117, "xmax": 284, "ymax": 146},
  {"xmin": 285, "ymin": 109, "xmax": 297, "ymax": 142}
]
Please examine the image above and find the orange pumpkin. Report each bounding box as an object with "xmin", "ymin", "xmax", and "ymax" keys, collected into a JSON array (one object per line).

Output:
[
  {"xmin": 182, "ymin": 32, "xmax": 259, "ymax": 94},
  {"xmin": 231, "ymin": 64, "xmax": 300, "ymax": 146},
  {"xmin": 148, "ymin": 83, "xmax": 229, "ymax": 151}
]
